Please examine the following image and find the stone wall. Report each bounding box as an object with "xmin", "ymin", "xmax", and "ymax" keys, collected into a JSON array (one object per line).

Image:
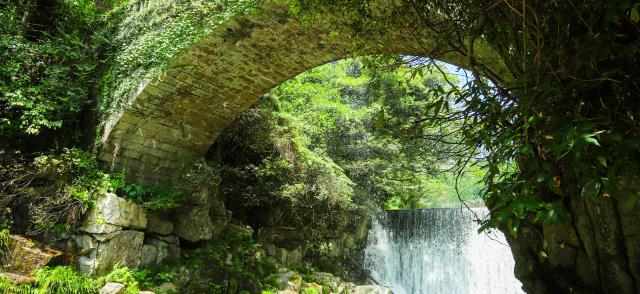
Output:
[{"xmin": 74, "ymin": 191, "xmax": 230, "ymax": 275}]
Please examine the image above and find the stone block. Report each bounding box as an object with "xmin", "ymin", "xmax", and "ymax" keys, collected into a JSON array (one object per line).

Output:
[
  {"xmin": 81, "ymin": 193, "xmax": 147, "ymax": 230},
  {"xmin": 93, "ymin": 230, "xmax": 145, "ymax": 275},
  {"xmin": 140, "ymin": 244, "xmax": 157, "ymax": 268},
  {"xmin": 74, "ymin": 234, "xmax": 99, "ymax": 256},
  {"xmin": 173, "ymin": 206, "xmax": 214, "ymax": 242},
  {"xmin": 146, "ymin": 214, "xmax": 174, "ymax": 235}
]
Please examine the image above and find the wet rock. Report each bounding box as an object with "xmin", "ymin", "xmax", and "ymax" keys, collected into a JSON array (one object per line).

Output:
[
  {"xmin": 354, "ymin": 285, "xmax": 393, "ymax": 294},
  {"xmin": 81, "ymin": 193, "xmax": 147, "ymax": 230},
  {"xmin": 146, "ymin": 214, "xmax": 173, "ymax": 235},
  {"xmin": 0, "ymin": 272, "xmax": 36, "ymax": 285},
  {"xmin": 100, "ymin": 282, "xmax": 126, "ymax": 294},
  {"xmin": 2, "ymin": 235, "xmax": 62, "ymax": 275}
]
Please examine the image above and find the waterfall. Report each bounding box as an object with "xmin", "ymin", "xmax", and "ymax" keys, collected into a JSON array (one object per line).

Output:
[{"xmin": 363, "ymin": 208, "xmax": 524, "ymax": 294}]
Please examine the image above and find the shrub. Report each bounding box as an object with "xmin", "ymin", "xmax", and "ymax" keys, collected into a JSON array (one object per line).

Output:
[
  {"xmin": 0, "ymin": 148, "xmax": 124, "ymax": 238},
  {"xmin": 33, "ymin": 266, "xmax": 97, "ymax": 294},
  {"xmin": 123, "ymin": 184, "xmax": 183, "ymax": 212}
]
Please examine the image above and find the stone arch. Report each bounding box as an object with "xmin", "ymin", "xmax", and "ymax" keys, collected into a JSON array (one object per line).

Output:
[{"xmin": 99, "ymin": 1, "xmax": 505, "ymax": 183}]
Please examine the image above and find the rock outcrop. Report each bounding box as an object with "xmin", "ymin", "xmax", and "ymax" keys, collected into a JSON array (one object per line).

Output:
[
  {"xmin": 1, "ymin": 235, "xmax": 62, "ymax": 275},
  {"xmin": 81, "ymin": 192, "xmax": 147, "ymax": 231}
]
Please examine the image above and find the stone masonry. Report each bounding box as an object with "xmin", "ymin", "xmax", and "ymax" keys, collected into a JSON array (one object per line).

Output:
[{"xmin": 99, "ymin": 0, "xmax": 506, "ymax": 184}]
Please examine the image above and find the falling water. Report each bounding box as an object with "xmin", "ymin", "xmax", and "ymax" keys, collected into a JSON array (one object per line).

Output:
[{"xmin": 363, "ymin": 208, "xmax": 524, "ymax": 294}]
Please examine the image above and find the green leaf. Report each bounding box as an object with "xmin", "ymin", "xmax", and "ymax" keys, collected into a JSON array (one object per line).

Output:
[
  {"xmin": 583, "ymin": 136, "xmax": 600, "ymax": 146},
  {"xmin": 519, "ymin": 143, "xmax": 534, "ymax": 155},
  {"xmin": 631, "ymin": 5, "xmax": 640, "ymax": 23},
  {"xmin": 596, "ymin": 156, "xmax": 607, "ymax": 168},
  {"xmin": 581, "ymin": 179, "xmax": 601, "ymax": 198},
  {"xmin": 433, "ymin": 99, "xmax": 444, "ymax": 117},
  {"xmin": 508, "ymin": 218, "xmax": 520, "ymax": 237}
]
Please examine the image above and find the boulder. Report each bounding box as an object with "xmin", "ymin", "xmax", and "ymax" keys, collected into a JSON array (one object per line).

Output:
[
  {"xmin": 173, "ymin": 206, "xmax": 215, "ymax": 242},
  {"xmin": 144, "ymin": 237, "xmax": 180, "ymax": 266},
  {"xmin": 100, "ymin": 282, "xmax": 126, "ymax": 294},
  {"xmin": 96, "ymin": 230, "xmax": 145, "ymax": 274},
  {"xmin": 78, "ymin": 251, "xmax": 98, "ymax": 275},
  {"xmin": 354, "ymin": 285, "xmax": 393, "ymax": 294},
  {"xmin": 2, "ymin": 235, "xmax": 62, "ymax": 275},
  {"xmin": 79, "ymin": 230, "xmax": 145, "ymax": 275},
  {"xmin": 276, "ymin": 269, "xmax": 302, "ymax": 292},
  {"xmin": 146, "ymin": 239, "xmax": 169, "ymax": 264},
  {"xmin": 81, "ymin": 193, "xmax": 147, "ymax": 231},
  {"xmin": 146, "ymin": 214, "xmax": 174, "ymax": 235},
  {"xmin": 0, "ymin": 273, "xmax": 36, "ymax": 285},
  {"xmin": 140, "ymin": 244, "xmax": 157, "ymax": 268}
]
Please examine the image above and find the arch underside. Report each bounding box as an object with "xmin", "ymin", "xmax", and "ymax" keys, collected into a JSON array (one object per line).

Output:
[{"xmin": 99, "ymin": 1, "xmax": 502, "ymax": 183}]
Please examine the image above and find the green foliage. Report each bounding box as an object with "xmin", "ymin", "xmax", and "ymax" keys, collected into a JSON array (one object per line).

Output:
[
  {"xmin": 96, "ymin": 266, "xmax": 141, "ymax": 294},
  {"xmin": 181, "ymin": 159, "xmax": 221, "ymax": 193},
  {"xmin": 0, "ymin": 275, "xmax": 35, "ymax": 294},
  {"xmin": 34, "ymin": 148, "xmax": 125, "ymax": 202},
  {"xmin": 0, "ymin": 265, "xmax": 153, "ymax": 294},
  {"xmin": 123, "ymin": 184, "xmax": 183, "ymax": 212},
  {"xmin": 0, "ymin": 228, "xmax": 9, "ymax": 260},
  {"xmin": 215, "ymin": 95, "xmax": 358, "ymax": 245},
  {"xmin": 147, "ymin": 229, "xmax": 281, "ymax": 293},
  {"xmin": 0, "ymin": 0, "xmax": 116, "ymax": 143},
  {"xmin": 0, "ymin": 148, "xmax": 124, "ymax": 237},
  {"xmin": 33, "ymin": 266, "xmax": 97, "ymax": 294}
]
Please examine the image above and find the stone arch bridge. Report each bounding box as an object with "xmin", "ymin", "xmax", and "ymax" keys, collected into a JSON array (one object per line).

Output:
[{"xmin": 99, "ymin": 0, "xmax": 505, "ymax": 183}]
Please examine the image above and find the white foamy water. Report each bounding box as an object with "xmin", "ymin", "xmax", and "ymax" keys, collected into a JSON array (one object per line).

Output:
[{"xmin": 363, "ymin": 208, "xmax": 525, "ymax": 294}]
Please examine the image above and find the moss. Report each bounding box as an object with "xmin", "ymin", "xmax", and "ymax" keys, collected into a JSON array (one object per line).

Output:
[{"xmin": 97, "ymin": 0, "xmax": 261, "ymax": 147}]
